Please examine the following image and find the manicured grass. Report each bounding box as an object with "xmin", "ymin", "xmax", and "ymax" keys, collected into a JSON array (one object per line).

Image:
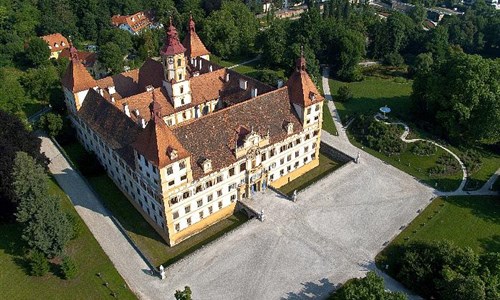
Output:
[
  {"xmin": 322, "ymin": 101, "xmax": 338, "ymax": 136},
  {"xmin": 0, "ymin": 179, "xmax": 136, "ymax": 300},
  {"xmin": 464, "ymin": 149, "xmax": 500, "ymax": 190},
  {"xmin": 330, "ymin": 77, "xmax": 413, "ymax": 122},
  {"xmin": 377, "ymin": 196, "xmax": 500, "ymax": 269},
  {"xmin": 279, "ymin": 152, "xmax": 344, "ymax": 196},
  {"xmin": 349, "ymin": 135, "xmax": 462, "ymax": 192},
  {"xmin": 62, "ymin": 141, "xmax": 249, "ymax": 267}
]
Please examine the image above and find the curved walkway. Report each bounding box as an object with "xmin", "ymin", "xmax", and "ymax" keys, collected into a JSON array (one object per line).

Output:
[{"xmin": 374, "ymin": 115, "xmax": 468, "ymax": 193}]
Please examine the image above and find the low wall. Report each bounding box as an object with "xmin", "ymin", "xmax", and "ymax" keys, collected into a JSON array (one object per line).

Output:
[{"xmin": 320, "ymin": 141, "xmax": 354, "ymax": 163}]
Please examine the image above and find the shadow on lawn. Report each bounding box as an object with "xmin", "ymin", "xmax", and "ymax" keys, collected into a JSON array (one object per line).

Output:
[
  {"xmin": 282, "ymin": 277, "xmax": 338, "ymax": 300},
  {"xmin": 0, "ymin": 224, "xmax": 31, "ymax": 275},
  {"xmin": 479, "ymin": 235, "xmax": 500, "ymax": 253},
  {"xmin": 444, "ymin": 196, "xmax": 500, "ymax": 224}
]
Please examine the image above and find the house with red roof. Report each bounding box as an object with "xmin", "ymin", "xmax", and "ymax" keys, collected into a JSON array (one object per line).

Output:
[
  {"xmin": 41, "ymin": 33, "xmax": 70, "ymax": 59},
  {"xmin": 111, "ymin": 10, "xmax": 162, "ymax": 35}
]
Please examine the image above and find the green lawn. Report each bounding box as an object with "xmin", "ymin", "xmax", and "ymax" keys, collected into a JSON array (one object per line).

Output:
[
  {"xmin": 61, "ymin": 141, "xmax": 249, "ymax": 267},
  {"xmin": 349, "ymin": 135, "xmax": 462, "ymax": 192},
  {"xmin": 377, "ymin": 196, "xmax": 500, "ymax": 269},
  {"xmin": 279, "ymin": 152, "xmax": 344, "ymax": 196},
  {"xmin": 0, "ymin": 179, "xmax": 136, "ymax": 300},
  {"xmin": 330, "ymin": 77, "xmax": 413, "ymax": 122},
  {"xmin": 464, "ymin": 149, "xmax": 500, "ymax": 191},
  {"xmin": 322, "ymin": 101, "xmax": 338, "ymax": 136}
]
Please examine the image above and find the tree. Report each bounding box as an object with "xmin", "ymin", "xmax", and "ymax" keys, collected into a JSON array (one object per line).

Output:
[
  {"xmin": 13, "ymin": 152, "xmax": 72, "ymax": 257},
  {"xmin": 335, "ymin": 29, "xmax": 365, "ymax": 81},
  {"xmin": 331, "ymin": 272, "xmax": 407, "ymax": 300},
  {"xmin": 0, "ymin": 111, "xmax": 46, "ymax": 222},
  {"xmin": 0, "ymin": 68, "xmax": 27, "ymax": 114},
  {"xmin": 21, "ymin": 66, "xmax": 60, "ymax": 101},
  {"xmin": 337, "ymin": 85, "xmax": 353, "ymax": 102},
  {"xmin": 37, "ymin": 113, "xmax": 63, "ymax": 137},
  {"xmin": 202, "ymin": 0, "xmax": 258, "ymax": 59},
  {"xmin": 28, "ymin": 250, "xmax": 50, "ymax": 276},
  {"xmin": 99, "ymin": 42, "xmax": 124, "ymax": 74},
  {"xmin": 174, "ymin": 286, "xmax": 192, "ymax": 300},
  {"xmin": 411, "ymin": 49, "xmax": 500, "ymax": 144},
  {"xmin": 99, "ymin": 29, "xmax": 133, "ymax": 56},
  {"xmin": 24, "ymin": 38, "xmax": 50, "ymax": 68},
  {"xmin": 259, "ymin": 19, "xmax": 289, "ymax": 68},
  {"xmin": 61, "ymin": 256, "xmax": 78, "ymax": 279}
]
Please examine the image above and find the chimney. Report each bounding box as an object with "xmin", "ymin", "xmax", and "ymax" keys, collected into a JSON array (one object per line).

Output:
[
  {"xmin": 140, "ymin": 118, "xmax": 146, "ymax": 128},
  {"xmin": 277, "ymin": 80, "xmax": 284, "ymax": 88},
  {"xmin": 108, "ymin": 85, "xmax": 116, "ymax": 95},
  {"xmin": 239, "ymin": 79, "xmax": 248, "ymax": 90},
  {"xmin": 251, "ymin": 87, "xmax": 258, "ymax": 98},
  {"xmin": 134, "ymin": 109, "xmax": 140, "ymax": 117},
  {"xmin": 111, "ymin": 96, "xmax": 115, "ymax": 103},
  {"xmin": 123, "ymin": 103, "xmax": 130, "ymax": 117},
  {"xmin": 199, "ymin": 59, "xmax": 202, "ymax": 69},
  {"xmin": 225, "ymin": 73, "xmax": 230, "ymax": 82},
  {"xmin": 209, "ymin": 65, "xmax": 213, "ymax": 72},
  {"xmin": 145, "ymin": 85, "xmax": 154, "ymax": 92}
]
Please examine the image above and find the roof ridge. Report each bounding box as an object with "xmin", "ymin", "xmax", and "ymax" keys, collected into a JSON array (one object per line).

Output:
[{"xmin": 171, "ymin": 86, "xmax": 290, "ymax": 129}]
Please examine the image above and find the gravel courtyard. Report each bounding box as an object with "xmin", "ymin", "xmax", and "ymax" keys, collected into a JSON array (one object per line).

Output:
[{"xmin": 157, "ymin": 143, "xmax": 435, "ymax": 299}]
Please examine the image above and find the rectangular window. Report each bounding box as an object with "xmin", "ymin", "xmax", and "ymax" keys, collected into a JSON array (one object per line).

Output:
[
  {"xmin": 261, "ymin": 153, "xmax": 267, "ymax": 161},
  {"xmin": 197, "ymin": 200, "xmax": 203, "ymax": 207},
  {"xmin": 183, "ymin": 191, "xmax": 190, "ymax": 199},
  {"xmin": 280, "ymin": 158, "xmax": 284, "ymax": 165},
  {"xmin": 230, "ymin": 194, "xmax": 236, "ymax": 202},
  {"xmin": 179, "ymin": 161, "xmax": 186, "ymax": 169},
  {"xmin": 294, "ymin": 162, "xmax": 299, "ymax": 168},
  {"xmin": 217, "ymin": 190, "xmax": 222, "ymax": 197},
  {"xmin": 180, "ymin": 175, "xmax": 187, "ymax": 181},
  {"xmin": 208, "ymin": 206, "xmax": 213, "ymax": 214},
  {"xmin": 287, "ymin": 155, "xmax": 291, "ymax": 162},
  {"xmin": 280, "ymin": 169, "xmax": 284, "ymax": 176},
  {"xmin": 185, "ymin": 205, "xmax": 191, "ymax": 214},
  {"xmin": 307, "ymin": 107, "xmax": 312, "ymax": 114},
  {"xmin": 305, "ymin": 146, "xmax": 309, "ymax": 152},
  {"xmin": 315, "ymin": 104, "xmax": 320, "ymax": 111},
  {"xmin": 199, "ymin": 211, "xmax": 204, "ymax": 219},
  {"xmin": 168, "ymin": 180, "xmax": 174, "ymax": 186},
  {"xmin": 175, "ymin": 223, "xmax": 180, "ymax": 232},
  {"xmin": 207, "ymin": 194, "xmax": 213, "ymax": 202},
  {"xmin": 173, "ymin": 211, "xmax": 179, "ymax": 219},
  {"xmin": 229, "ymin": 183, "xmax": 236, "ymax": 191},
  {"xmin": 240, "ymin": 162, "xmax": 246, "ymax": 172},
  {"xmin": 216, "ymin": 175, "xmax": 223, "ymax": 183},
  {"xmin": 187, "ymin": 217, "xmax": 191, "ymax": 226},
  {"xmin": 295, "ymin": 151, "xmax": 299, "ymax": 158},
  {"xmin": 218, "ymin": 201, "xmax": 223, "ymax": 209},
  {"xmin": 270, "ymin": 174, "xmax": 274, "ymax": 181},
  {"xmin": 229, "ymin": 168, "xmax": 235, "ymax": 176},
  {"xmin": 287, "ymin": 166, "xmax": 291, "ymax": 172}
]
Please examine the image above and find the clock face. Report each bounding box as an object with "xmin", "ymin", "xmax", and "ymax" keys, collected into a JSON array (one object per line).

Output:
[{"xmin": 167, "ymin": 57, "xmax": 174, "ymax": 64}]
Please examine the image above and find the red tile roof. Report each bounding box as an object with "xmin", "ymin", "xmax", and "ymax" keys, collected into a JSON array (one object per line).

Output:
[
  {"xmin": 111, "ymin": 11, "xmax": 154, "ymax": 33},
  {"xmin": 286, "ymin": 56, "xmax": 323, "ymax": 107},
  {"xmin": 61, "ymin": 58, "xmax": 98, "ymax": 93},
  {"xmin": 132, "ymin": 100, "xmax": 190, "ymax": 168},
  {"xmin": 41, "ymin": 33, "xmax": 69, "ymax": 53},
  {"xmin": 173, "ymin": 87, "xmax": 302, "ymax": 179},
  {"xmin": 161, "ymin": 20, "xmax": 186, "ymax": 56},
  {"xmin": 182, "ymin": 16, "xmax": 210, "ymax": 58},
  {"xmin": 60, "ymin": 48, "xmax": 97, "ymax": 67}
]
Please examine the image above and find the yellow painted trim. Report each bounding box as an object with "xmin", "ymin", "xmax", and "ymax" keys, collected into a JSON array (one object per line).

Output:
[{"xmin": 170, "ymin": 202, "xmax": 237, "ymax": 246}]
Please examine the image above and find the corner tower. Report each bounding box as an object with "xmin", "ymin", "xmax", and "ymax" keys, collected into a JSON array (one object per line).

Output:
[{"xmin": 160, "ymin": 18, "xmax": 192, "ymax": 109}]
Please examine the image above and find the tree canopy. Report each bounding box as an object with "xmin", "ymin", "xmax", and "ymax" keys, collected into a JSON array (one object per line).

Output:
[
  {"xmin": 411, "ymin": 49, "xmax": 500, "ymax": 144},
  {"xmin": 330, "ymin": 271, "xmax": 407, "ymax": 300}
]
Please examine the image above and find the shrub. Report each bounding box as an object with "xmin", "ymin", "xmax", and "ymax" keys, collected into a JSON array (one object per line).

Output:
[
  {"xmin": 337, "ymin": 85, "xmax": 353, "ymax": 103},
  {"xmin": 28, "ymin": 250, "xmax": 49, "ymax": 276},
  {"xmin": 428, "ymin": 153, "xmax": 460, "ymax": 176},
  {"xmin": 411, "ymin": 141, "xmax": 436, "ymax": 156},
  {"xmin": 61, "ymin": 256, "xmax": 78, "ymax": 279},
  {"xmin": 461, "ymin": 149, "xmax": 482, "ymax": 174},
  {"xmin": 66, "ymin": 213, "xmax": 83, "ymax": 240}
]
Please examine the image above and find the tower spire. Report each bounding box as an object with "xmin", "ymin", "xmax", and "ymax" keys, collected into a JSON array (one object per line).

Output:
[{"xmin": 296, "ymin": 45, "xmax": 306, "ymax": 72}]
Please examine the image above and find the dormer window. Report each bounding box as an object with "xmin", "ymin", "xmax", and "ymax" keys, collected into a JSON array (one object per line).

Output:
[
  {"xmin": 309, "ymin": 92, "xmax": 316, "ymax": 101},
  {"xmin": 201, "ymin": 159, "xmax": 212, "ymax": 173},
  {"xmin": 54, "ymin": 43, "xmax": 59, "ymax": 48},
  {"xmin": 168, "ymin": 148, "xmax": 178, "ymax": 160},
  {"xmin": 61, "ymin": 42, "xmax": 66, "ymax": 47}
]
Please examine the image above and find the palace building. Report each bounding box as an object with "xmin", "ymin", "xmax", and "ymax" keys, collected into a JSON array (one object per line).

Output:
[{"xmin": 61, "ymin": 17, "xmax": 324, "ymax": 246}]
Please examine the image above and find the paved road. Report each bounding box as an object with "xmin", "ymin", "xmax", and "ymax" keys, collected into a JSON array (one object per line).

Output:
[{"xmin": 40, "ymin": 135, "xmax": 154, "ymax": 299}]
